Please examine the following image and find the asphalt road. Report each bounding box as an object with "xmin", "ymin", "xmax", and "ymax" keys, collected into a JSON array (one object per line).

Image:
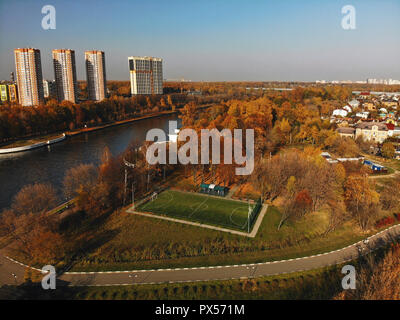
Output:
[{"xmin": 1, "ymin": 224, "xmax": 399, "ymax": 287}]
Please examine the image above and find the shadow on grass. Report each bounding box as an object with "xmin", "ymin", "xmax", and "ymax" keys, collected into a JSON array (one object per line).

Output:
[{"xmin": 57, "ymin": 209, "xmax": 120, "ymax": 274}]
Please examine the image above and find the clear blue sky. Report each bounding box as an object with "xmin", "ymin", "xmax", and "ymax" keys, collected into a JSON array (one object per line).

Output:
[{"xmin": 0, "ymin": 0, "xmax": 399, "ymax": 81}]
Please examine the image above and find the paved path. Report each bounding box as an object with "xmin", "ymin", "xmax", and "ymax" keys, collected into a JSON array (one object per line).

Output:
[{"xmin": 1, "ymin": 224, "xmax": 399, "ymax": 287}]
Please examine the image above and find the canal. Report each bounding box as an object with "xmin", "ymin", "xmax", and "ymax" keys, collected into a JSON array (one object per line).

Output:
[{"xmin": 0, "ymin": 113, "xmax": 180, "ymax": 211}]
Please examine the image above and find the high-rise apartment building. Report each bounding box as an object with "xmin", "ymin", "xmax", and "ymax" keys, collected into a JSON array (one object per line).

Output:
[
  {"xmin": 85, "ymin": 50, "xmax": 106, "ymax": 101},
  {"xmin": 43, "ymin": 80, "xmax": 56, "ymax": 98},
  {"xmin": 14, "ymin": 48, "xmax": 44, "ymax": 106},
  {"xmin": 8, "ymin": 84, "xmax": 18, "ymax": 103},
  {"xmin": 128, "ymin": 56, "xmax": 163, "ymax": 95},
  {"xmin": 52, "ymin": 49, "xmax": 78, "ymax": 103}
]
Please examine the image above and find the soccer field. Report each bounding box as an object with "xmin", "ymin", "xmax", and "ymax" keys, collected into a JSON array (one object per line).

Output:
[{"xmin": 137, "ymin": 190, "xmax": 255, "ymax": 231}]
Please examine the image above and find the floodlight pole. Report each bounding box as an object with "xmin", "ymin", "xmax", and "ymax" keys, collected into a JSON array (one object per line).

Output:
[
  {"xmin": 248, "ymin": 200, "xmax": 251, "ymax": 234},
  {"xmin": 123, "ymin": 158, "xmax": 136, "ymax": 208},
  {"xmin": 132, "ymin": 183, "xmax": 135, "ymax": 209}
]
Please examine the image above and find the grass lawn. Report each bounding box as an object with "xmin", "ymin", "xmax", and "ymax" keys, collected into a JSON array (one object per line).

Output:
[
  {"xmin": 137, "ymin": 190, "xmax": 255, "ymax": 232},
  {"xmin": 67, "ymin": 205, "xmax": 369, "ymax": 272}
]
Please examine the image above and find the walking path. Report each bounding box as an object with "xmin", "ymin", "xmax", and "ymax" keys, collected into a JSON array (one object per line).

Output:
[{"xmin": 1, "ymin": 223, "xmax": 399, "ymax": 287}]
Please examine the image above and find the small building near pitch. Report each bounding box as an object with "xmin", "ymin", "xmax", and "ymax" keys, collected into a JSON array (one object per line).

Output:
[
  {"xmin": 363, "ymin": 160, "xmax": 387, "ymax": 172},
  {"xmin": 199, "ymin": 183, "xmax": 229, "ymax": 197}
]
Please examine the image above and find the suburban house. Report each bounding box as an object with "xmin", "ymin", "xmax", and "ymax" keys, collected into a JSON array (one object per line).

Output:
[
  {"xmin": 381, "ymin": 100, "xmax": 398, "ymax": 109},
  {"xmin": 343, "ymin": 105, "xmax": 353, "ymax": 113},
  {"xmin": 348, "ymin": 99, "xmax": 360, "ymax": 109},
  {"xmin": 337, "ymin": 127, "xmax": 356, "ymax": 138},
  {"xmin": 356, "ymin": 111, "xmax": 369, "ymax": 119},
  {"xmin": 363, "ymin": 102, "xmax": 376, "ymax": 111},
  {"xmin": 332, "ymin": 109, "xmax": 348, "ymax": 117}
]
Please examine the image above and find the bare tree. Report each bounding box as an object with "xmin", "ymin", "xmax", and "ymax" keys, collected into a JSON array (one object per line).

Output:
[
  {"xmin": 11, "ymin": 183, "xmax": 58, "ymax": 215},
  {"xmin": 63, "ymin": 163, "xmax": 98, "ymax": 199}
]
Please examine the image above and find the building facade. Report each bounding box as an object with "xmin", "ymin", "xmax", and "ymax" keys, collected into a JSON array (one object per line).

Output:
[
  {"xmin": 337, "ymin": 127, "xmax": 356, "ymax": 139},
  {"xmin": 0, "ymin": 84, "xmax": 18, "ymax": 103},
  {"xmin": 128, "ymin": 56, "xmax": 163, "ymax": 95},
  {"xmin": 0, "ymin": 85, "xmax": 8, "ymax": 102},
  {"xmin": 8, "ymin": 84, "xmax": 18, "ymax": 103},
  {"xmin": 355, "ymin": 122, "xmax": 389, "ymax": 143},
  {"xmin": 52, "ymin": 49, "xmax": 78, "ymax": 103},
  {"xmin": 43, "ymin": 80, "xmax": 56, "ymax": 98},
  {"xmin": 85, "ymin": 50, "xmax": 106, "ymax": 101},
  {"xmin": 14, "ymin": 48, "xmax": 44, "ymax": 106}
]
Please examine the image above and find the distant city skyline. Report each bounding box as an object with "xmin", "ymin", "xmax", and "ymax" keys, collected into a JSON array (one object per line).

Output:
[{"xmin": 0, "ymin": 0, "xmax": 399, "ymax": 81}]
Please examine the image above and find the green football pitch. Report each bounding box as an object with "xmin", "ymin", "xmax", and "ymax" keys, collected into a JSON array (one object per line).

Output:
[{"xmin": 137, "ymin": 190, "xmax": 254, "ymax": 231}]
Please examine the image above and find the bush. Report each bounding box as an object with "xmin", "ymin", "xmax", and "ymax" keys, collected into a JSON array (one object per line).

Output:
[{"xmin": 375, "ymin": 216, "xmax": 396, "ymax": 229}]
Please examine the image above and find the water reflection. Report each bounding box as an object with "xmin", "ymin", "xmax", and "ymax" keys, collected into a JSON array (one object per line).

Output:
[{"xmin": 0, "ymin": 114, "xmax": 180, "ymax": 210}]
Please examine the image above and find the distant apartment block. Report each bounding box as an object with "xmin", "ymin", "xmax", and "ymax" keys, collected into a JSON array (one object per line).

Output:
[
  {"xmin": 8, "ymin": 84, "xmax": 18, "ymax": 102},
  {"xmin": 367, "ymin": 78, "xmax": 400, "ymax": 85},
  {"xmin": 128, "ymin": 56, "xmax": 163, "ymax": 95},
  {"xmin": 0, "ymin": 85, "xmax": 8, "ymax": 102},
  {"xmin": 0, "ymin": 84, "xmax": 18, "ymax": 104},
  {"xmin": 52, "ymin": 49, "xmax": 78, "ymax": 103},
  {"xmin": 14, "ymin": 48, "xmax": 44, "ymax": 106},
  {"xmin": 85, "ymin": 50, "xmax": 107, "ymax": 101},
  {"xmin": 43, "ymin": 80, "xmax": 56, "ymax": 98}
]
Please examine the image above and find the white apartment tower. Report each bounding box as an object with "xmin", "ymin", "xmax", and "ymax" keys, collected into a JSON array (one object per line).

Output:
[
  {"xmin": 52, "ymin": 49, "xmax": 78, "ymax": 103},
  {"xmin": 43, "ymin": 80, "xmax": 56, "ymax": 98},
  {"xmin": 85, "ymin": 50, "xmax": 107, "ymax": 101},
  {"xmin": 14, "ymin": 48, "xmax": 44, "ymax": 106},
  {"xmin": 128, "ymin": 56, "xmax": 163, "ymax": 95}
]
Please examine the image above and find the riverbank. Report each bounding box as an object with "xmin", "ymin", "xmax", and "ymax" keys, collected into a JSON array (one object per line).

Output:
[
  {"xmin": 65, "ymin": 110, "xmax": 178, "ymax": 138},
  {"xmin": 0, "ymin": 134, "xmax": 66, "ymax": 154},
  {"xmin": 0, "ymin": 110, "xmax": 178, "ymax": 154}
]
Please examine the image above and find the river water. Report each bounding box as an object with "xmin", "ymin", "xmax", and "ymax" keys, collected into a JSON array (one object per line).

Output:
[{"xmin": 0, "ymin": 114, "xmax": 180, "ymax": 211}]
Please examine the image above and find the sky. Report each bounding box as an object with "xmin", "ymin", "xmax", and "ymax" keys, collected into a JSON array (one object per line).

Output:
[{"xmin": 0, "ymin": 0, "xmax": 399, "ymax": 81}]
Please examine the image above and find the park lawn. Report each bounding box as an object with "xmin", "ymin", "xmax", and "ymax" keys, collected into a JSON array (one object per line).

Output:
[
  {"xmin": 68, "ymin": 205, "xmax": 369, "ymax": 272},
  {"xmin": 137, "ymin": 190, "xmax": 252, "ymax": 232}
]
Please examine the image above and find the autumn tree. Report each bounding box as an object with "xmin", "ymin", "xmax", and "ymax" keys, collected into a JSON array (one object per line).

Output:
[
  {"xmin": 344, "ymin": 175, "xmax": 380, "ymax": 230},
  {"xmin": 324, "ymin": 200, "xmax": 348, "ymax": 235},
  {"xmin": 0, "ymin": 210, "xmax": 64, "ymax": 264},
  {"xmin": 294, "ymin": 189, "xmax": 313, "ymax": 217},
  {"xmin": 380, "ymin": 176, "xmax": 400, "ymax": 210},
  {"xmin": 11, "ymin": 183, "xmax": 58, "ymax": 215},
  {"xmin": 335, "ymin": 244, "xmax": 400, "ymax": 300},
  {"xmin": 381, "ymin": 142, "xmax": 395, "ymax": 159},
  {"xmin": 63, "ymin": 163, "xmax": 98, "ymax": 199}
]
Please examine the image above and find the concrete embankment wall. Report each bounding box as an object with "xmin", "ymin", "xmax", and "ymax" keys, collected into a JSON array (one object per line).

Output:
[{"xmin": 0, "ymin": 134, "xmax": 66, "ymax": 154}]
